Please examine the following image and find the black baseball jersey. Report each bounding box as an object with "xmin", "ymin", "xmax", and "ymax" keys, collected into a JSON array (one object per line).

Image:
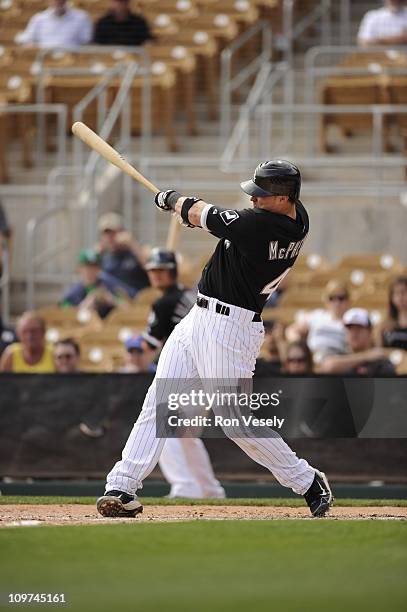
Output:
[
  {"xmin": 143, "ymin": 283, "xmax": 196, "ymax": 348},
  {"xmin": 198, "ymin": 202, "xmax": 309, "ymax": 313}
]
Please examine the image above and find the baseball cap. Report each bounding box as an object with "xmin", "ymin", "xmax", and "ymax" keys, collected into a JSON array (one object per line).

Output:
[
  {"xmin": 125, "ymin": 334, "xmax": 144, "ymax": 352},
  {"xmin": 78, "ymin": 248, "xmax": 101, "ymax": 266},
  {"xmin": 98, "ymin": 212, "xmax": 123, "ymax": 232},
  {"xmin": 343, "ymin": 308, "xmax": 371, "ymax": 328}
]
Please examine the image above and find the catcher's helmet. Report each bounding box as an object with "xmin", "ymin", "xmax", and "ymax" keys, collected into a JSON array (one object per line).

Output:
[
  {"xmin": 145, "ymin": 248, "xmax": 177, "ymax": 274},
  {"xmin": 240, "ymin": 160, "xmax": 301, "ymax": 201}
]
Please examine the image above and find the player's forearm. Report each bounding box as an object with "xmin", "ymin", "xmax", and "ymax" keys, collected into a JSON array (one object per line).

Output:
[
  {"xmin": 155, "ymin": 190, "xmax": 224, "ymax": 231},
  {"xmin": 174, "ymin": 198, "xmax": 209, "ymax": 227}
]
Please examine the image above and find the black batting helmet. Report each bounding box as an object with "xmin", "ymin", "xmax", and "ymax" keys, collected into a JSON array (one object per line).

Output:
[
  {"xmin": 145, "ymin": 248, "xmax": 177, "ymax": 275},
  {"xmin": 240, "ymin": 160, "xmax": 301, "ymax": 202}
]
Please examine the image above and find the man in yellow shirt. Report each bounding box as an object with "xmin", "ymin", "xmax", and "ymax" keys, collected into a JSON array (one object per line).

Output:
[{"xmin": 0, "ymin": 312, "xmax": 55, "ymax": 373}]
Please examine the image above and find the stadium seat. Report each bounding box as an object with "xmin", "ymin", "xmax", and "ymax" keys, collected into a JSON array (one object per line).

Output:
[
  {"xmin": 79, "ymin": 346, "xmax": 115, "ymax": 372},
  {"xmin": 320, "ymin": 75, "xmax": 391, "ymax": 153},
  {"xmin": 337, "ymin": 253, "xmax": 403, "ymax": 273},
  {"xmin": 0, "ymin": 70, "xmax": 34, "ymax": 183},
  {"xmin": 132, "ymin": 287, "xmax": 161, "ymax": 306},
  {"xmin": 37, "ymin": 306, "xmax": 102, "ymax": 340},
  {"xmin": 170, "ymin": 29, "xmax": 218, "ymax": 119}
]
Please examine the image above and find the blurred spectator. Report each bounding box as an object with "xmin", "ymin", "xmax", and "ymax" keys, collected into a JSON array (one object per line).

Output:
[
  {"xmin": 286, "ymin": 280, "xmax": 349, "ymax": 362},
  {"xmin": 19, "ymin": 0, "xmax": 92, "ymax": 49},
  {"xmin": 284, "ymin": 341, "xmax": 314, "ymax": 375},
  {"xmin": 54, "ymin": 338, "xmax": 81, "ymax": 373},
  {"xmin": 254, "ymin": 320, "xmax": 283, "ymax": 375},
  {"xmin": 0, "ymin": 311, "xmax": 16, "ymax": 356},
  {"xmin": 118, "ymin": 334, "xmax": 157, "ymax": 373},
  {"xmin": 0, "ymin": 312, "xmax": 55, "ymax": 373},
  {"xmin": 61, "ymin": 249, "xmax": 126, "ymax": 319},
  {"xmin": 0, "ymin": 202, "xmax": 15, "ymax": 356},
  {"xmin": 94, "ymin": 0, "xmax": 153, "ymax": 46},
  {"xmin": 0, "ymin": 201, "xmax": 10, "ymax": 235},
  {"xmin": 0, "ymin": 200, "xmax": 11, "ymax": 271},
  {"xmin": 358, "ymin": 0, "xmax": 407, "ymax": 47},
  {"xmin": 264, "ymin": 274, "xmax": 289, "ymax": 308},
  {"xmin": 321, "ymin": 308, "xmax": 396, "ymax": 376},
  {"xmin": 98, "ymin": 213, "xmax": 149, "ymax": 298},
  {"xmin": 381, "ymin": 276, "xmax": 407, "ymax": 350}
]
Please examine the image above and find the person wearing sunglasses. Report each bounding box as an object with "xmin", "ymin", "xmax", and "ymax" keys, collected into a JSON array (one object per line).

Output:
[
  {"xmin": 54, "ymin": 338, "xmax": 81, "ymax": 374},
  {"xmin": 284, "ymin": 341, "xmax": 314, "ymax": 375},
  {"xmin": 381, "ymin": 276, "xmax": 407, "ymax": 351},
  {"xmin": 118, "ymin": 335, "xmax": 157, "ymax": 374},
  {"xmin": 286, "ymin": 279, "xmax": 350, "ymax": 363}
]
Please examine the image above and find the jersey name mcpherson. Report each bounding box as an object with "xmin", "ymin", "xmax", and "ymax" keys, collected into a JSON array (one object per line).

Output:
[{"xmin": 269, "ymin": 237, "xmax": 307, "ymax": 261}]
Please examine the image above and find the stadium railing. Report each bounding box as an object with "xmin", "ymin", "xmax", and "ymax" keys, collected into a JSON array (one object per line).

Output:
[
  {"xmin": 219, "ymin": 19, "xmax": 272, "ymax": 141},
  {"xmin": 304, "ymin": 45, "xmax": 407, "ymax": 155}
]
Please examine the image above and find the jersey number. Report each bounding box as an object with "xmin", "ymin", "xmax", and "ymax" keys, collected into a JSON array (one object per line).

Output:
[{"xmin": 260, "ymin": 269, "xmax": 290, "ymax": 298}]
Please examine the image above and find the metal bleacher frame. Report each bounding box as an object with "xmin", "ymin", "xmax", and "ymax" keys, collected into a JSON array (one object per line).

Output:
[
  {"xmin": 25, "ymin": 48, "xmax": 146, "ymax": 310},
  {"xmin": 2, "ymin": 0, "xmax": 405, "ymax": 316},
  {"xmin": 303, "ymin": 44, "xmax": 407, "ymax": 156}
]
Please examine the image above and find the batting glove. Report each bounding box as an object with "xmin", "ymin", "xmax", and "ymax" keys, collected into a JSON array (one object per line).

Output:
[{"xmin": 154, "ymin": 190, "xmax": 181, "ymax": 212}]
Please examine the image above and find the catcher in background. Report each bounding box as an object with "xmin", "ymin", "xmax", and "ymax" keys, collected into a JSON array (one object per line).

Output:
[{"xmin": 143, "ymin": 248, "xmax": 225, "ymax": 499}]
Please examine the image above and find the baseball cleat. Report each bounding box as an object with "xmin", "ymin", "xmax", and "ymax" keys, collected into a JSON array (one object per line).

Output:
[
  {"xmin": 304, "ymin": 470, "xmax": 333, "ymax": 517},
  {"xmin": 96, "ymin": 490, "xmax": 143, "ymax": 518}
]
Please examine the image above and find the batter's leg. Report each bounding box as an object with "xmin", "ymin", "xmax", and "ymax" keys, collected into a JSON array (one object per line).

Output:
[
  {"xmin": 191, "ymin": 306, "xmax": 315, "ymax": 495},
  {"xmin": 105, "ymin": 319, "xmax": 199, "ymax": 495}
]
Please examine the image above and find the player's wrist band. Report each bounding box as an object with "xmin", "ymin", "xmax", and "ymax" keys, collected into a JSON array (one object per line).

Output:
[
  {"xmin": 181, "ymin": 197, "xmax": 201, "ymax": 226},
  {"xmin": 166, "ymin": 191, "xmax": 182, "ymax": 210}
]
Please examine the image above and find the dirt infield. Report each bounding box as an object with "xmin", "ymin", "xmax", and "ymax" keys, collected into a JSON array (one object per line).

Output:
[{"xmin": 1, "ymin": 504, "xmax": 406, "ymax": 527}]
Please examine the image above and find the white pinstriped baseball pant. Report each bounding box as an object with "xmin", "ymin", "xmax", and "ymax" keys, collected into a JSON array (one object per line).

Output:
[{"xmin": 106, "ymin": 295, "xmax": 315, "ymax": 496}]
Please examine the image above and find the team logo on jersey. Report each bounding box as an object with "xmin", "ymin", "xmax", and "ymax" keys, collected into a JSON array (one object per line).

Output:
[
  {"xmin": 224, "ymin": 239, "xmax": 231, "ymax": 249},
  {"xmin": 220, "ymin": 210, "xmax": 239, "ymax": 225}
]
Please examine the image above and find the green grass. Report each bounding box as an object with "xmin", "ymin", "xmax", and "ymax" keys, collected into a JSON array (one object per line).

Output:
[
  {"xmin": 0, "ymin": 521, "xmax": 406, "ymax": 612},
  {"xmin": 0, "ymin": 495, "xmax": 406, "ymax": 506}
]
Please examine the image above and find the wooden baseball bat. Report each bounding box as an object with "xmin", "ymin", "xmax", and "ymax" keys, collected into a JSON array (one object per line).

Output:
[
  {"xmin": 71, "ymin": 121, "xmax": 160, "ymax": 194},
  {"xmin": 72, "ymin": 121, "xmax": 182, "ymax": 250}
]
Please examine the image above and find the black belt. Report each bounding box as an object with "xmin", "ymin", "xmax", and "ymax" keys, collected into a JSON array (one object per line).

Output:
[{"xmin": 196, "ymin": 296, "xmax": 262, "ymax": 322}]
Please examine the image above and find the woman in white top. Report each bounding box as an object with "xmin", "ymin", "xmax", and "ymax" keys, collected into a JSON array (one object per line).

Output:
[{"xmin": 286, "ymin": 280, "xmax": 350, "ymax": 363}]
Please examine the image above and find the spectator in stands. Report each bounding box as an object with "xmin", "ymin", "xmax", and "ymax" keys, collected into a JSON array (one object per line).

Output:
[
  {"xmin": 94, "ymin": 0, "xmax": 153, "ymax": 47},
  {"xmin": 54, "ymin": 338, "xmax": 81, "ymax": 373},
  {"xmin": 0, "ymin": 202, "xmax": 15, "ymax": 355},
  {"xmin": 381, "ymin": 276, "xmax": 407, "ymax": 351},
  {"xmin": 264, "ymin": 274, "xmax": 289, "ymax": 308},
  {"xmin": 286, "ymin": 280, "xmax": 349, "ymax": 363},
  {"xmin": 321, "ymin": 308, "xmax": 396, "ymax": 376},
  {"xmin": 0, "ymin": 199, "xmax": 11, "ymax": 276},
  {"xmin": 118, "ymin": 334, "xmax": 157, "ymax": 373},
  {"xmin": 358, "ymin": 0, "xmax": 407, "ymax": 47},
  {"xmin": 254, "ymin": 320, "xmax": 283, "ymax": 375},
  {"xmin": 19, "ymin": 0, "xmax": 92, "ymax": 49},
  {"xmin": 61, "ymin": 249, "xmax": 126, "ymax": 319},
  {"xmin": 0, "ymin": 312, "xmax": 55, "ymax": 373},
  {"xmin": 98, "ymin": 212, "xmax": 149, "ymax": 298},
  {"xmin": 284, "ymin": 341, "xmax": 314, "ymax": 375},
  {"xmin": 0, "ymin": 310, "xmax": 16, "ymax": 357}
]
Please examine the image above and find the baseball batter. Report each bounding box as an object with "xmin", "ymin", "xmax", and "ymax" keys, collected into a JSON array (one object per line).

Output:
[
  {"xmin": 97, "ymin": 160, "xmax": 333, "ymax": 518},
  {"xmin": 143, "ymin": 248, "xmax": 225, "ymax": 499}
]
